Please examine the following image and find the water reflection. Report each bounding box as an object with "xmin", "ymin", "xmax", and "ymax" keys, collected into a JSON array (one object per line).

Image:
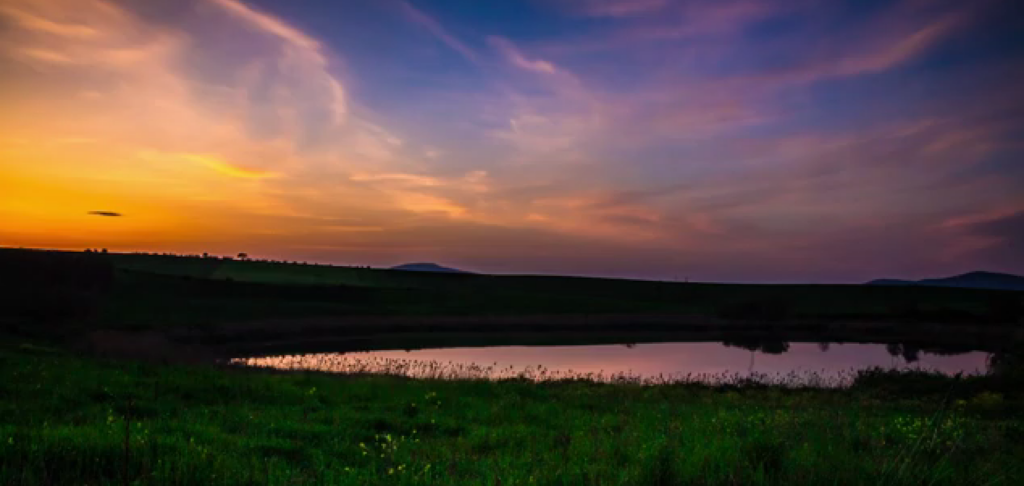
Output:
[
  {"xmin": 233, "ymin": 341, "xmax": 991, "ymax": 387},
  {"xmin": 722, "ymin": 340, "xmax": 791, "ymax": 354}
]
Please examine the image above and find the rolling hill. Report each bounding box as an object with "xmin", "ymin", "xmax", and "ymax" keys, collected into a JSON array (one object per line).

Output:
[
  {"xmin": 391, "ymin": 262, "xmax": 470, "ymax": 273},
  {"xmin": 867, "ymin": 271, "xmax": 1024, "ymax": 291}
]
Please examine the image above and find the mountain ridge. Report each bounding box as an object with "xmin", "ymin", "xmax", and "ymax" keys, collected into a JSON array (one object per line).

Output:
[{"xmin": 866, "ymin": 271, "xmax": 1024, "ymax": 291}]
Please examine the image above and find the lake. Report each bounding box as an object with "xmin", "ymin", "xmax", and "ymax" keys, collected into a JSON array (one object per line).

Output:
[{"xmin": 232, "ymin": 341, "xmax": 992, "ymax": 386}]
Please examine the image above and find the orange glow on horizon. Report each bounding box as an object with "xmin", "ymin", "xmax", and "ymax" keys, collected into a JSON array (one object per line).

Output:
[{"xmin": 1, "ymin": 0, "xmax": 1021, "ymax": 281}]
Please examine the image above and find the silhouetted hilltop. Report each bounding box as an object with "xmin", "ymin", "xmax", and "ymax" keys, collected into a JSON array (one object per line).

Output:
[
  {"xmin": 867, "ymin": 271, "xmax": 1024, "ymax": 291},
  {"xmin": 390, "ymin": 262, "xmax": 470, "ymax": 274}
]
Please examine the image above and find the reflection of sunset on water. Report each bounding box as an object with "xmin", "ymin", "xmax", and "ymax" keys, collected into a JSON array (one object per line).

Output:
[{"xmin": 233, "ymin": 343, "xmax": 991, "ymax": 387}]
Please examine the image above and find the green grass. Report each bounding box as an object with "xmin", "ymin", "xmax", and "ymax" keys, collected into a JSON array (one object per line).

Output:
[{"xmin": 1, "ymin": 345, "xmax": 1021, "ymax": 485}]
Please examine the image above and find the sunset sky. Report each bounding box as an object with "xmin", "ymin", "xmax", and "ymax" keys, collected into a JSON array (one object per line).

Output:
[{"xmin": 1, "ymin": 0, "xmax": 1021, "ymax": 282}]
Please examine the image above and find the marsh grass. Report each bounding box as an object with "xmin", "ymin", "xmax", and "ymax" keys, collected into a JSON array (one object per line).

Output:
[
  {"xmin": 232, "ymin": 353, "xmax": 895, "ymax": 387},
  {"xmin": 1, "ymin": 346, "xmax": 1021, "ymax": 485}
]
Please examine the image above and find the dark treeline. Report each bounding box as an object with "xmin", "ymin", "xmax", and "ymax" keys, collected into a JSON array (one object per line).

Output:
[
  {"xmin": 117, "ymin": 250, "xmax": 374, "ymax": 269},
  {"xmin": 721, "ymin": 339, "xmax": 981, "ymax": 359}
]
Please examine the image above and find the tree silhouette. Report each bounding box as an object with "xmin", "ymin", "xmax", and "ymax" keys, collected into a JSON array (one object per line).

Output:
[
  {"xmin": 723, "ymin": 340, "xmax": 790, "ymax": 355},
  {"xmin": 885, "ymin": 343, "xmax": 921, "ymax": 363}
]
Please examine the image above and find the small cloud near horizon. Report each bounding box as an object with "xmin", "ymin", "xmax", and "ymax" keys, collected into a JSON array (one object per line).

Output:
[{"xmin": 88, "ymin": 211, "xmax": 123, "ymax": 217}]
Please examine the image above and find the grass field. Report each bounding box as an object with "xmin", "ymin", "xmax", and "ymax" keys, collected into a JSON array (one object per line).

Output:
[{"xmin": 1, "ymin": 343, "xmax": 1021, "ymax": 486}]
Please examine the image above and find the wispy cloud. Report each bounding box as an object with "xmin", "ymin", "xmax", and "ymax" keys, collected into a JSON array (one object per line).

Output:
[
  {"xmin": 746, "ymin": 11, "xmax": 970, "ymax": 86},
  {"xmin": 966, "ymin": 211, "xmax": 1024, "ymax": 247},
  {"xmin": 209, "ymin": 0, "xmax": 320, "ymax": 49},
  {"xmin": 209, "ymin": 0, "xmax": 346, "ymax": 127},
  {"xmin": 0, "ymin": 5, "xmax": 99, "ymax": 38},
  {"xmin": 183, "ymin": 154, "xmax": 277, "ymax": 179},
  {"xmin": 489, "ymin": 37, "xmax": 559, "ymax": 75},
  {"xmin": 396, "ymin": 0, "xmax": 479, "ymax": 64}
]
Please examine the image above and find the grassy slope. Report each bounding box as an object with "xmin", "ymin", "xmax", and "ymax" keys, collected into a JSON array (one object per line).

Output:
[
  {"xmin": 3, "ymin": 248, "xmax": 1019, "ymax": 326},
  {"xmin": 1, "ymin": 345, "xmax": 1021, "ymax": 486},
  {"xmin": 95, "ymin": 252, "xmax": 1022, "ymax": 328}
]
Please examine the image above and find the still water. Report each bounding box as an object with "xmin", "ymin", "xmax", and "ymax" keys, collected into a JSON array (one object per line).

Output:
[{"xmin": 234, "ymin": 342, "xmax": 992, "ymax": 386}]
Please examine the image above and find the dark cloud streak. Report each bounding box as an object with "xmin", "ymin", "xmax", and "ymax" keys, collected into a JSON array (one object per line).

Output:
[{"xmin": 967, "ymin": 212, "xmax": 1024, "ymax": 250}]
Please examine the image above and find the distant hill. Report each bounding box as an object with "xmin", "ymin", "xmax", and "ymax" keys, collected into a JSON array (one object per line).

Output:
[
  {"xmin": 867, "ymin": 271, "xmax": 1024, "ymax": 291},
  {"xmin": 390, "ymin": 262, "xmax": 470, "ymax": 274}
]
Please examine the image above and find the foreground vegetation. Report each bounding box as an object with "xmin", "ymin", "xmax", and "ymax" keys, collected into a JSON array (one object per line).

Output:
[{"xmin": 1, "ymin": 344, "xmax": 1022, "ymax": 485}]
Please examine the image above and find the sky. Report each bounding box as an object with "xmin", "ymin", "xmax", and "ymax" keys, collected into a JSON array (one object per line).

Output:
[{"xmin": 0, "ymin": 0, "xmax": 1022, "ymax": 283}]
